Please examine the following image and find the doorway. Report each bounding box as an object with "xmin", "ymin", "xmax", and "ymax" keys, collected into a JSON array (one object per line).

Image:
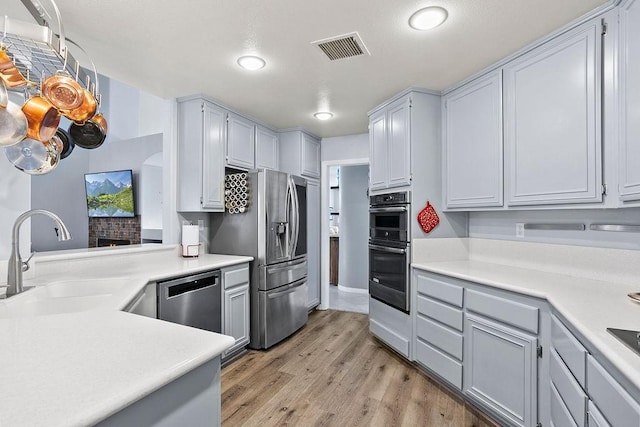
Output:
[{"xmin": 320, "ymin": 158, "xmax": 369, "ymax": 313}]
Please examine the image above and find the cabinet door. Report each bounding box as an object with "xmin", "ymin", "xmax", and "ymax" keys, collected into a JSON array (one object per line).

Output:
[
  {"xmin": 464, "ymin": 314, "xmax": 538, "ymax": 427},
  {"xmin": 619, "ymin": 0, "xmax": 640, "ymax": 201},
  {"xmin": 301, "ymin": 133, "xmax": 320, "ymax": 178},
  {"xmin": 255, "ymin": 125, "xmax": 279, "ymax": 170},
  {"xmin": 387, "ymin": 97, "xmax": 411, "ymax": 188},
  {"xmin": 224, "ymin": 284, "xmax": 250, "ymax": 355},
  {"xmin": 226, "ymin": 113, "xmax": 255, "ymax": 170},
  {"xmin": 444, "ymin": 71, "xmax": 503, "ymax": 208},
  {"xmin": 504, "ymin": 19, "xmax": 602, "ymax": 206},
  {"xmin": 202, "ymin": 102, "xmax": 227, "ymax": 210},
  {"xmin": 306, "ymin": 180, "xmax": 320, "ymax": 309},
  {"xmin": 369, "ymin": 109, "xmax": 388, "ymax": 189}
]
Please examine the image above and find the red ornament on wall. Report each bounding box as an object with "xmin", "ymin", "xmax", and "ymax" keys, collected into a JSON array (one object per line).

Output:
[{"xmin": 417, "ymin": 202, "xmax": 440, "ymax": 234}]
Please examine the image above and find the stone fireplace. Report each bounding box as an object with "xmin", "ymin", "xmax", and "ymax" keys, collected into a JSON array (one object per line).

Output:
[{"xmin": 88, "ymin": 217, "xmax": 141, "ymax": 248}]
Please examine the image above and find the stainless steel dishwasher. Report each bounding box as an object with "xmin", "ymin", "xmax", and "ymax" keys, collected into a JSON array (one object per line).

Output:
[{"xmin": 157, "ymin": 270, "xmax": 221, "ymax": 333}]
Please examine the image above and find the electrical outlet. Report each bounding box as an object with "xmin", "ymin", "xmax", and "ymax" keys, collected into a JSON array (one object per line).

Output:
[{"xmin": 515, "ymin": 223, "xmax": 525, "ymax": 238}]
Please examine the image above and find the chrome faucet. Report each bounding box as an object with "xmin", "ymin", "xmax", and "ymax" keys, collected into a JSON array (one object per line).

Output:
[{"xmin": 6, "ymin": 209, "xmax": 71, "ymax": 297}]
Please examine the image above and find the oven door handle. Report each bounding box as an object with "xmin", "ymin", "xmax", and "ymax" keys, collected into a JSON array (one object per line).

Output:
[
  {"xmin": 369, "ymin": 244, "xmax": 407, "ymax": 254},
  {"xmin": 369, "ymin": 206, "xmax": 408, "ymax": 213}
]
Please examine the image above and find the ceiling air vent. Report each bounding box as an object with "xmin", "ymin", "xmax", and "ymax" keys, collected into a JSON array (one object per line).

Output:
[{"xmin": 312, "ymin": 32, "xmax": 370, "ymax": 61}]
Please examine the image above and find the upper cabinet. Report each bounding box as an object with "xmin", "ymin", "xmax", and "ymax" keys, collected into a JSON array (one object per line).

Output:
[
  {"xmin": 369, "ymin": 96, "xmax": 411, "ymax": 190},
  {"xmin": 503, "ymin": 18, "xmax": 603, "ymax": 206},
  {"xmin": 619, "ymin": 0, "xmax": 640, "ymax": 202},
  {"xmin": 255, "ymin": 125, "xmax": 279, "ymax": 170},
  {"xmin": 443, "ymin": 71, "xmax": 503, "ymax": 209},
  {"xmin": 226, "ymin": 113, "xmax": 256, "ymax": 170},
  {"xmin": 177, "ymin": 99, "xmax": 226, "ymax": 212},
  {"xmin": 278, "ymin": 130, "xmax": 321, "ymax": 179}
]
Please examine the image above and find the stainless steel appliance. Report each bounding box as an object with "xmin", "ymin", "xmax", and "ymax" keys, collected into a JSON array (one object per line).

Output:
[
  {"xmin": 157, "ymin": 270, "xmax": 222, "ymax": 333},
  {"xmin": 369, "ymin": 191, "xmax": 411, "ymax": 313},
  {"xmin": 210, "ymin": 169, "xmax": 308, "ymax": 349}
]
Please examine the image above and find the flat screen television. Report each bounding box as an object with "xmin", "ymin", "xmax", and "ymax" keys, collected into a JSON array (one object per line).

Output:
[{"xmin": 85, "ymin": 169, "xmax": 135, "ymax": 217}]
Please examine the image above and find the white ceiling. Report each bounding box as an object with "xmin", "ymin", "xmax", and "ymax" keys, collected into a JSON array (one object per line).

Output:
[{"xmin": 4, "ymin": 0, "xmax": 609, "ymax": 138}]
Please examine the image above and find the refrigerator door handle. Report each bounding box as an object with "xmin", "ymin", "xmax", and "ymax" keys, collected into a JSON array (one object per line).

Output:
[
  {"xmin": 267, "ymin": 278, "xmax": 306, "ymax": 299},
  {"xmin": 290, "ymin": 176, "xmax": 300, "ymax": 257}
]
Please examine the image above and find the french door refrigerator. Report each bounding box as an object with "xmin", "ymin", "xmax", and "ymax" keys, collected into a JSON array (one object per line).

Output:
[{"xmin": 210, "ymin": 169, "xmax": 308, "ymax": 349}]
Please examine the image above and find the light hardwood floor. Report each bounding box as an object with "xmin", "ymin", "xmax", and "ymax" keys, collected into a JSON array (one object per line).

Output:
[{"xmin": 221, "ymin": 310, "xmax": 499, "ymax": 426}]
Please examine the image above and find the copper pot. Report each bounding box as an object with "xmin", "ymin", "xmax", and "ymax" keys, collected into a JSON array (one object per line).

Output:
[
  {"xmin": 68, "ymin": 112, "xmax": 107, "ymax": 149},
  {"xmin": 22, "ymin": 95, "xmax": 61, "ymax": 142},
  {"xmin": 0, "ymin": 49, "xmax": 27, "ymax": 88},
  {"xmin": 63, "ymin": 88, "xmax": 97, "ymax": 124},
  {"xmin": 41, "ymin": 71, "xmax": 84, "ymax": 111}
]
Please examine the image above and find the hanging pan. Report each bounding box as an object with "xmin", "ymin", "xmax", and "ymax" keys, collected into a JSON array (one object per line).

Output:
[
  {"xmin": 0, "ymin": 80, "xmax": 28, "ymax": 147},
  {"xmin": 4, "ymin": 136, "xmax": 61, "ymax": 174},
  {"xmin": 69, "ymin": 112, "xmax": 107, "ymax": 149}
]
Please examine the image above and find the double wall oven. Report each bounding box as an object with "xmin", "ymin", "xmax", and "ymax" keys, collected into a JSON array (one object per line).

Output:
[{"xmin": 369, "ymin": 191, "xmax": 410, "ymax": 313}]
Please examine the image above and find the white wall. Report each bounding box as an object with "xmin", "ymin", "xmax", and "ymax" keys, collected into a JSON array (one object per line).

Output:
[
  {"xmin": 0, "ymin": 152, "xmax": 31, "ymax": 260},
  {"xmin": 321, "ymin": 133, "xmax": 369, "ymax": 162},
  {"xmin": 470, "ymin": 208, "xmax": 640, "ymax": 250},
  {"xmin": 338, "ymin": 165, "xmax": 369, "ymax": 291}
]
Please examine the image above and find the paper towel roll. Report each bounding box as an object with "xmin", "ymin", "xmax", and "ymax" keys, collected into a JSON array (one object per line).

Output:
[{"xmin": 181, "ymin": 224, "xmax": 200, "ymax": 257}]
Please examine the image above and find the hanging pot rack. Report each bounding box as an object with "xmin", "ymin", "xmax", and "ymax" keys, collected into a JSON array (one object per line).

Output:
[{"xmin": 0, "ymin": 0, "xmax": 105, "ymax": 175}]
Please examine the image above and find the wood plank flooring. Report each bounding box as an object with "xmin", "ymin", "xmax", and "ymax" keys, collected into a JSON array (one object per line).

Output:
[{"xmin": 221, "ymin": 310, "xmax": 499, "ymax": 426}]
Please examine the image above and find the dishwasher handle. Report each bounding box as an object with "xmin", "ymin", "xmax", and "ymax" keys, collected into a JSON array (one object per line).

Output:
[{"xmin": 160, "ymin": 271, "xmax": 220, "ymax": 298}]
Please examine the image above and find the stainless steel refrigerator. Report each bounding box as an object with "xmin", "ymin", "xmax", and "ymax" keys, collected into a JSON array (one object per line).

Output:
[{"xmin": 209, "ymin": 169, "xmax": 308, "ymax": 349}]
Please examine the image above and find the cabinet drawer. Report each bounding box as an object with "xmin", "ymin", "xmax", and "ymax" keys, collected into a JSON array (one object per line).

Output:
[
  {"xmin": 550, "ymin": 381, "xmax": 578, "ymax": 427},
  {"xmin": 415, "ymin": 338, "xmax": 463, "ymax": 390},
  {"xmin": 223, "ymin": 264, "xmax": 249, "ymax": 289},
  {"xmin": 416, "ymin": 314, "xmax": 463, "ymax": 360},
  {"xmin": 551, "ymin": 316, "xmax": 587, "ymax": 388},
  {"xmin": 587, "ymin": 354, "xmax": 640, "ymax": 427},
  {"xmin": 466, "ymin": 289, "xmax": 538, "ymax": 334},
  {"xmin": 415, "ymin": 273, "xmax": 463, "ymax": 308},
  {"xmin": 416, "ymin": 294, "xmax": 463, "ymax": 332},
  {"xmin": 550, "ymin": 348, "xmax": 587, "ymax": 426},
  {"xmin": 588, "ymin": 400, "xmax": 611, "ymax": 427}
]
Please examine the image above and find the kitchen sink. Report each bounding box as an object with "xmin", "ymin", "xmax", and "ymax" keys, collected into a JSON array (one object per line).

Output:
[{"xmin": 0, "ymin": 278, "xmax": 130, "ymax": 318}]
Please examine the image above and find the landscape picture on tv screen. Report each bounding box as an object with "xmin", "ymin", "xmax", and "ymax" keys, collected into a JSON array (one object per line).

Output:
[{"xmin": 85, "ymin": 170, "xmax": 135, "ymax": 217}]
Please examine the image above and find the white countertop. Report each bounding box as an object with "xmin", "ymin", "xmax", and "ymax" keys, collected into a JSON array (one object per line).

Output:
[
  {"xmin": 411, "ymin": 238, "xmax": 640, "ymax": 393},
  {"xmin": 0, "ymin": 245, "xmax": 252, "ymax": 427}
]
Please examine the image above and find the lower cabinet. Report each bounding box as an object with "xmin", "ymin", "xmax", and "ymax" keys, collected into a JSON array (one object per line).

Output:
[
  {"xmin": 464, "ymin": 314, "xmax": 538, "ymax": 427},
  {"xmin": 221, "ymin": 264, "xmax": 250, "ymax": 360}
]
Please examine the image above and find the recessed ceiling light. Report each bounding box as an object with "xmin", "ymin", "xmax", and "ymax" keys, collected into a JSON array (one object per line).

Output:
[
  {"xmin": 237, "ymin": 55, "xmax": 266, "ymax": 71},
  {"xmin": 408, "ymin": 6, "xmax": 448, "ymax": 31},
  {"xmin": 314, "ymin": 112, "xmax": 333, "ymax": 121}
]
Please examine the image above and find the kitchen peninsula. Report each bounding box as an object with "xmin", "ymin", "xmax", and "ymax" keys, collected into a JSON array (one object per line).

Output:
[{"xmin": 0, "ymin": 244, "xmax": 251, "ymax": 427}]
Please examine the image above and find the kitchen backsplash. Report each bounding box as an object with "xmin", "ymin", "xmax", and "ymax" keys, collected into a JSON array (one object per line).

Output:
[{"xmin": 469, "ymin": 208, "xmax": 640, "ymax": 250}]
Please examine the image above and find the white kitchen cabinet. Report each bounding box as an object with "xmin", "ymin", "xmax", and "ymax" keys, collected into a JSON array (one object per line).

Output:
[
  {"xmin": 464, "ymin": 314, "xmax": 538, "ymax": 427},
  {"xmin": 443, "ymin": 70, "xmax": 503, "ymax": 208},
  {"xmin": 278, "ymin": 130, "xmax": 320, "ymax": 179},
  {"xmin": 306, "ymin": 179, "xmax": 320, "ymax": 309},
  {"xmin": 255, "ymin": 125, "xmax": 279, "ymax": 170},
  {"xmin": 413, "ymin": 269, "xmax": 464, "ymax": 390},
  {"xmin": 222, "ymin": 264, "xmax": 250, "ymax": 359},
  {"xmin": 368, "ymin": 109, "xmax": 387, "ymax": 189},
  {"xmin": 177, "ymin": 98, "xmax": 226, "ymax": 212},
  {"xmin": 368, "ymin": 96, "xmax": 411, "ymax": 190},
  {"xmin": 503, "ymin": 17, "xmax": 602, "ymax": 206},
  {"xmin": 226, "ymin": 112, "xmax": 256, "ymax": 170},
  {"xmin": 619, "ymin": 0, "xmax": 640, "ymax": 202},
  {"xmin": 587, "ymin": 354, "xmax": 640, "ymax": 427}
]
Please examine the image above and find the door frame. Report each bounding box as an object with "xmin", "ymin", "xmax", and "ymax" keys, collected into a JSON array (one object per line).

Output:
[{"xmin": 319, "ymin": 158, "xmax": 369, "ymax": 310}]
